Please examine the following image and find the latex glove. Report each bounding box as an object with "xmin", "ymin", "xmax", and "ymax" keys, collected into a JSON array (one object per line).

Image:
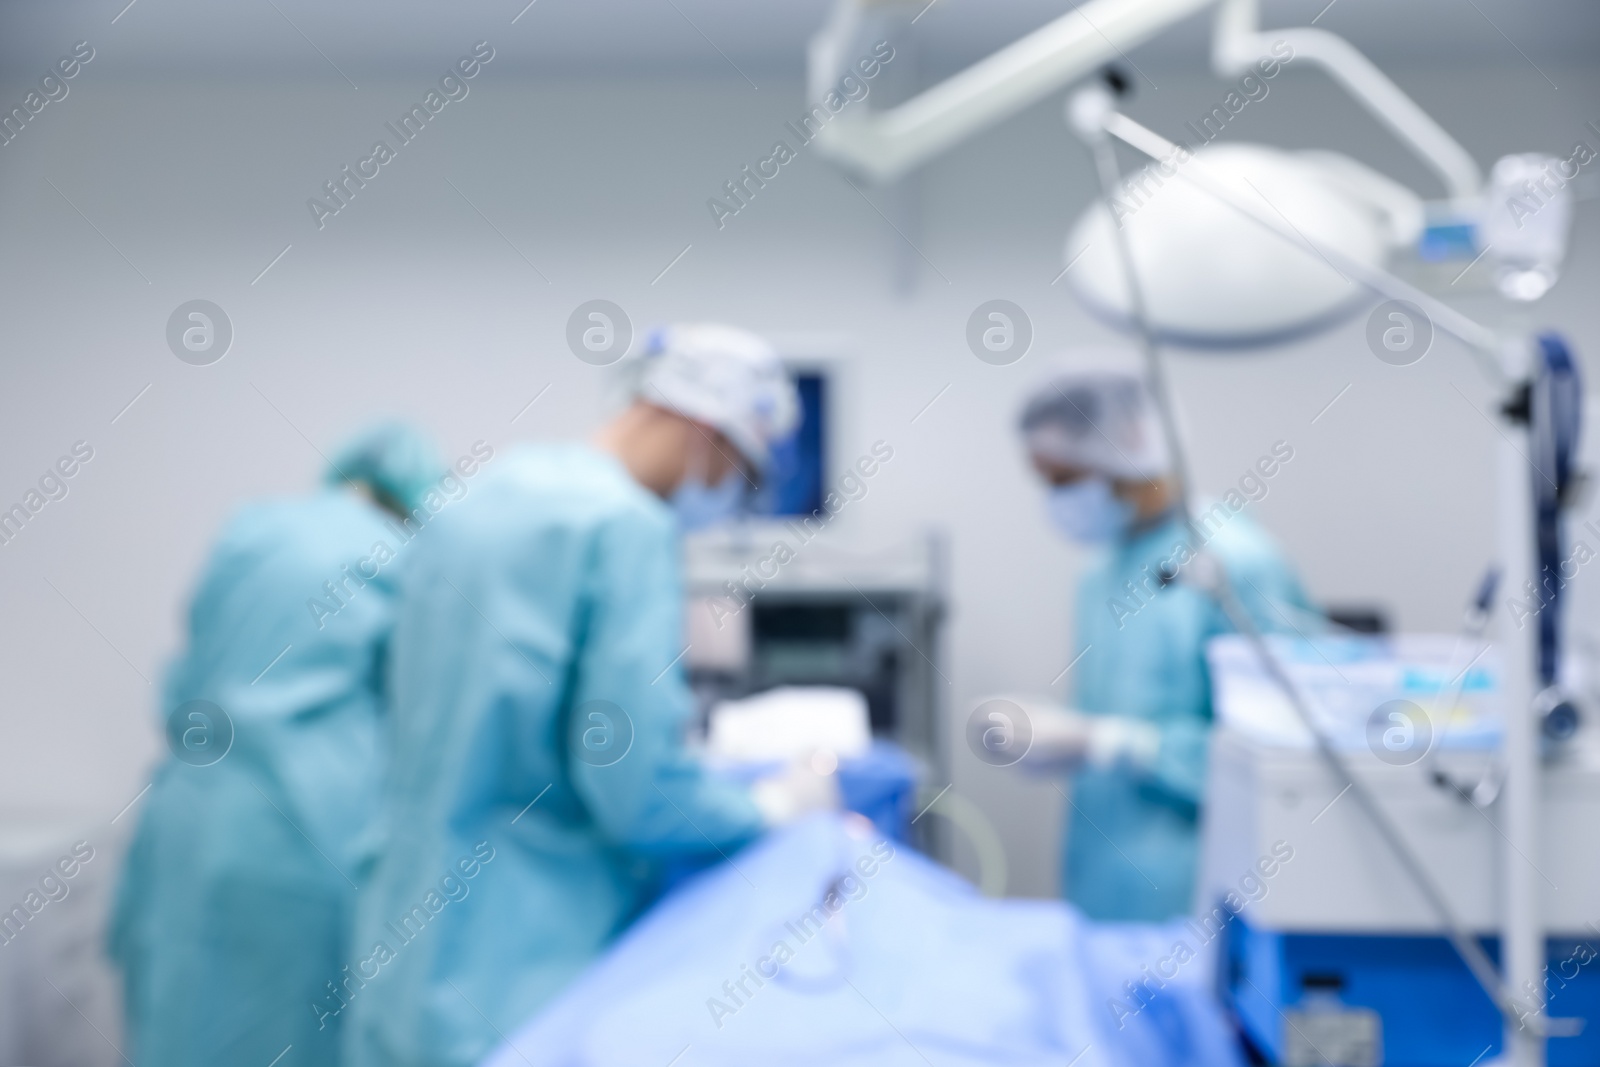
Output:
[
  {"xmin": 1022, "ymin": 704, "xmax": 1095, "ymax": 771},
  {"xmin": 751, "ymin": 750, "xmax": 843, "ymax": 827},
  {"xmin": 1087, "ymin": 716, "xmax": 1162, "ymax": 769},
  {"xmin": 1019, "ymin": 704, "xmax": 1161, "ymax": 773}
]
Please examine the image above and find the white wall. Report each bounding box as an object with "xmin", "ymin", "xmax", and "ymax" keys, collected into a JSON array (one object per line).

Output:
[{"xmin": 1, "ymin": 55, "xmax": 1596, "ymax": 896}]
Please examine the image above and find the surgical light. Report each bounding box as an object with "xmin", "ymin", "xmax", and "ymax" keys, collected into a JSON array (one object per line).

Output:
[{"xmin": 1064, "ymin": 142, "xmax": 1420, "ymax": 345}]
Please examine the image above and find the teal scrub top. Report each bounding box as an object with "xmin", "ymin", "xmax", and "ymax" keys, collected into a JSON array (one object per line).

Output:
[
  {"xmin": 110, "ymin": 489, "xmax": 400, "ymax": 1067},
  {"xmin": 343, "ymin": 444, "xmax": 764, "ymax": 1067},
  {"xmin": 1065, "ymin": 508, "xmax": 1312, "ymax": 921}
]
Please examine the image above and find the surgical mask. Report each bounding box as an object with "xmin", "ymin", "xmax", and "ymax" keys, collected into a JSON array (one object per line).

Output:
[
  {"xmin": 671, "ymin": 469, "xmax": 743, "ymax": 531},
  {"xmin": 1046, "ymin": 478, "xmax": 1134, "ymax": 543}
]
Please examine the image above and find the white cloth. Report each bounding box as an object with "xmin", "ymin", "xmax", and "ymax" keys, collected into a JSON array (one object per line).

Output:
[{"xmin": 708, "ymin": 686, "xmax": 872, "ymax": 764}]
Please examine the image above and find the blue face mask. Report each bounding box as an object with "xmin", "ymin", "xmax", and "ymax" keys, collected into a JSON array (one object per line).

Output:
[
  {"xmin": 1046, "ymin": 478, "xmax": 1134, "ymax": 544},
  {"xmin": 671, "ymin": 469, "xmax": 743, "ymax": 532}
]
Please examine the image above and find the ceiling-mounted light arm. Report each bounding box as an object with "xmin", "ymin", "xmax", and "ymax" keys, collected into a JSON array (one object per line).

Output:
[
  {"xmin": 808, "ymin": 0, "xmax": 1484, "ymax": 195},
  {"xmin": 1212, "ymin": 0, "xmax": 1483, "ymax": 202},
  {"xmin": 807, "ymin": 0, "xmax": 1218, "ymax": 184},
  {"xmin": 807, "ymin": 0, "xmax": 867, "ymax": 108}
]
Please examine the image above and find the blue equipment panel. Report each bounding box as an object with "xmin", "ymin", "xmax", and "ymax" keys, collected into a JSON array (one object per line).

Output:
[{"xmin": 1222, "ymin": 917, "xmax": 1600, "ymax": 1066}]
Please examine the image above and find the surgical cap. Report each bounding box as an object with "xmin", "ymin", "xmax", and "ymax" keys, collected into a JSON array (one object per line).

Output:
[
  {"xmin": 632, "ymin": 322, "xmax": 800, "ymax": 472},
  {"xmin": 325, "ymin": 421, "xmax": 447, "ymax": 515},
  {"xmin": 1018, "ymin": 372, "xmax": 1171, "ymax": 480}
]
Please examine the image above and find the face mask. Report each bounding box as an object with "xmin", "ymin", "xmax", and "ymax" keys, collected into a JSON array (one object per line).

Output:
[
  {"xmin": 671, "ymin": 469, "xmax": 743, "ymax": 532},
  {"xmin": 1046, "ymin": 478, "xmax": 1134, "ymax": 544}
]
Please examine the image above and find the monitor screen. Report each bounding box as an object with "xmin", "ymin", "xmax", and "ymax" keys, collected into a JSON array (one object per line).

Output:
[{"xmin": 751, "ymin": 371, "xmax": 826, "ymax": 518}]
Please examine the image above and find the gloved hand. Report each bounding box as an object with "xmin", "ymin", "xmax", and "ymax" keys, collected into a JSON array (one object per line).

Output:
[
  {"xmin": 1087, "ymin": 715, "xmax": 1163, "ymax": 769},
  {"xmin": 1014, "ymin": 702, "xmax": 1161, "ymax": 774},
  {"xmin": 751, "ymin": 750, "xmax": 843, "ymax": 827},
  {"xmin": 1023, "ymin": 704, "xmax": 1096, "ymax": 771}
]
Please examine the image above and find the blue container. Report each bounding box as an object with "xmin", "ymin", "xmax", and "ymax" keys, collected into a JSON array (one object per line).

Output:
[{"xmin": 1222, "ymin": 917, "xmax": 1600, "ymax": 1066}]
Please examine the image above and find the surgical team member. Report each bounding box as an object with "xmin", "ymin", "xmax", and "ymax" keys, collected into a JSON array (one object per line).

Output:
[
  {"xmin": 110, "ymin": 422, "xmax": 446, "ymax": 1067},
  {"xmin": 344, "ymin": 324, "xmax": 830, "ymax": 1067},
  {"xmin": 1017, "ymin": 372, "xmax": 1313, "ymax": 921}
]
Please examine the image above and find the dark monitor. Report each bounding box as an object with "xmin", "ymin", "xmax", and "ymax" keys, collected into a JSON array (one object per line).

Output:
[
  {"xmin": 1324, "ymin": 606, "xmax": 1390, "ymax": 634},
  {"xmin": 751, "ymin": 371, "xmax": 826, "ymax": 518}
]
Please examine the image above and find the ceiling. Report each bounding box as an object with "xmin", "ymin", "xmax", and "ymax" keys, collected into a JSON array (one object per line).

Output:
[{"xmin": 0, "ymin": 0, "xmax": 1595, "ymax": 85}]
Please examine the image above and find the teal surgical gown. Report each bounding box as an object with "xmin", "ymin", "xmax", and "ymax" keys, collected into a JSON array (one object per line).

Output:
[
  {"xmin": 110, "ymin": 489, "xmax": 403, "ymax": 1067},
  {"xmin": 1065, "ymin": 508, "xmax": 1312, "ymax": 921},
  {"xmin": 343, "ymin": 444, "xmax": 764, "ymax": 1067}
]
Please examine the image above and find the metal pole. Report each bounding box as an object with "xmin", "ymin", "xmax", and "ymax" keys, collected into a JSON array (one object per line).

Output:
[
  {"xmin": 1497, "ymin": 365, "xmax": 1547, "ymax": 1066},
  {"xmin": 1084, "ymin": 133, "xmax": 1200, "ymax": 519}
]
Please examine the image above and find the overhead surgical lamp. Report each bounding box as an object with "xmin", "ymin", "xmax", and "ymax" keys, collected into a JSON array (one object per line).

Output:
[
  {"xmin": 807, "ymin": 2, "xmax": 1581, "ymax": 1064},
  {"xmin": 1062, "ymin": 138, "xmax": 1419, "ymax": 344}
]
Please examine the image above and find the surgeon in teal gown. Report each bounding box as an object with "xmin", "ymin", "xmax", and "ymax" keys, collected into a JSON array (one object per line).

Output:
[
  {"xmin": 1017, "ymin": 372, "xmax": 1314, "ymax": 921},
  {"xmin": 343, "ymin": 324, "xmax": 825, "ymax": 1067},
  {"xmin": 110, "ymin": 422, "xmax": 445, "ymax": 1067}
]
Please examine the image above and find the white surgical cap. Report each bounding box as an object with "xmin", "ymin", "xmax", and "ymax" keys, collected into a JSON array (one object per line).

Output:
[
  {"xmin": 632, "ymin": 323, "xmax": 800, "ymax": 472},
  {"xmin": 1018, "ymin": 371, "xmax": 1171, "ymax": 480}
]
